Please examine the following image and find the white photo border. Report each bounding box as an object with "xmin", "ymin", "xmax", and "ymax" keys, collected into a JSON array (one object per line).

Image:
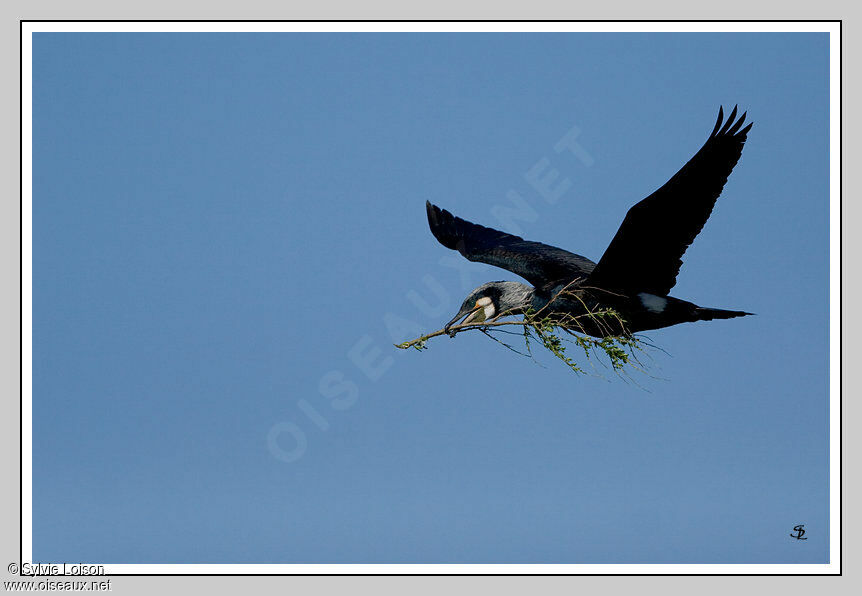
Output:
[{"xmin": 20, "ymin": 19, "xmax": 841, "ymax": 576}]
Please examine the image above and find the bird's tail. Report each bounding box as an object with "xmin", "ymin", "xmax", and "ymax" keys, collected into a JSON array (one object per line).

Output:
[{"xmin": 694, "ymin": 307, "xmax": 754, "ymax": 322}]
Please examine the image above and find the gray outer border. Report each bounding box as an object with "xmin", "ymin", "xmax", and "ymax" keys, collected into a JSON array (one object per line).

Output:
[{"xmin": 3, "ymin": 1, "xmax": 851, "ymax": 594}]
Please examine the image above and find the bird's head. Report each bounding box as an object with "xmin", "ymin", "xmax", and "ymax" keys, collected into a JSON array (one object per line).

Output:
[{"xmin": 444, "ymin": 281, "xmax": 533, "ymax": 336}]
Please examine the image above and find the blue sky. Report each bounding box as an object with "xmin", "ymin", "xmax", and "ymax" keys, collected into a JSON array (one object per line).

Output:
[{"xmin": 31, "ymin": 32, "xmax": 829, "ymax": 564}]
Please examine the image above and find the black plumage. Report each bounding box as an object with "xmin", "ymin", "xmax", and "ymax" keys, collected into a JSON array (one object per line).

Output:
[
  {"xmin": 426, "ymin": 200, "xmax": 596, "ymax": 291},
  {"xmin": 588, "ymin": 106, "xmax": 752, "ymax": 295},
  {"xmin": 426, "ymin": 106, "xmax": 753, "ymax": 338}
]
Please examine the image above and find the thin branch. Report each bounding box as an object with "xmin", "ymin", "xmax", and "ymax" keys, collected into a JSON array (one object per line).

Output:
[
  {"xmin": 394, "ymin": 320, "xmax": 531, "ymax": 350},
  {"xmin": 393, "ymin": 307, "xmax": 621, "ymax": 351},
  {"xmin": 394, "ymin": 296, "xmax": 654, "ymax": 382},
  {"xmin": 480, "ymin": 328, "xmax": 532, "ymax": 357}
]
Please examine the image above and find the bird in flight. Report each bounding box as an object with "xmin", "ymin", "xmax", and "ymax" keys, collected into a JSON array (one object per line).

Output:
[{"xmin": 426, "ymin": 106, "xmax": 753, "ymax": 338}]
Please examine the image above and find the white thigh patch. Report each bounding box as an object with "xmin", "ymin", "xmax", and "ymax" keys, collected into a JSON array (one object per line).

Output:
[{"xmin": 638, "ymin": 292, "xmax": 668, "ymax": 313}]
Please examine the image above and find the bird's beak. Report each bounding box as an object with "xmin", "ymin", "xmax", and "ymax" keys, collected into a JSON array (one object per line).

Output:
[{"xmin": 444, "ymin": 304, "xmax": 483, "ymax": 336}]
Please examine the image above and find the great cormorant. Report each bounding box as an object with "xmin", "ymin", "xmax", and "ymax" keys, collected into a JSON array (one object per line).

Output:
[{"xmin": 426, "ymin": 106, "xmax": 753, "ymax": 338}]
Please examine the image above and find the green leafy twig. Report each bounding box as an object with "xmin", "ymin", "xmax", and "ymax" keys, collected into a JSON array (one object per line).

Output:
[{"xmin": 394, "ymin": 285, "xmax": 651, "ymax": 378}]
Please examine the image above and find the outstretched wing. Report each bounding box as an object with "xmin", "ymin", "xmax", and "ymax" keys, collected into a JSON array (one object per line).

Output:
[
  {"xmin": 587, "ymin": 106, "xmax": 753, "ymax": 296},
  {"xmin": 426, "ymin": 201, "xmax": 596, "ymax": 290}
]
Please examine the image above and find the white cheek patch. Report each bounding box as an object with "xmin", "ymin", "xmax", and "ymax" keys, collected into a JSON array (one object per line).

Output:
[
  {"xmin": 638, "ymin": 292, "xmax": 668, "ymax": 313},
  {"xmin": 477, "ymin": 297, "xmax": 492, "ymax": 306},
  {"xmin": 483, "ymin": 304, "xmax": 496, "ymax": 319}
]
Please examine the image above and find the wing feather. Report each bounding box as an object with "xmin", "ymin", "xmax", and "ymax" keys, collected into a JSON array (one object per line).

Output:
[
  {"xmin": 426, "ymin": 201, "xmax": 595, "ymax": 290},
  {"xmin": 587, "ymin": 106, "xmax": 752, "ymax": 295}
]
